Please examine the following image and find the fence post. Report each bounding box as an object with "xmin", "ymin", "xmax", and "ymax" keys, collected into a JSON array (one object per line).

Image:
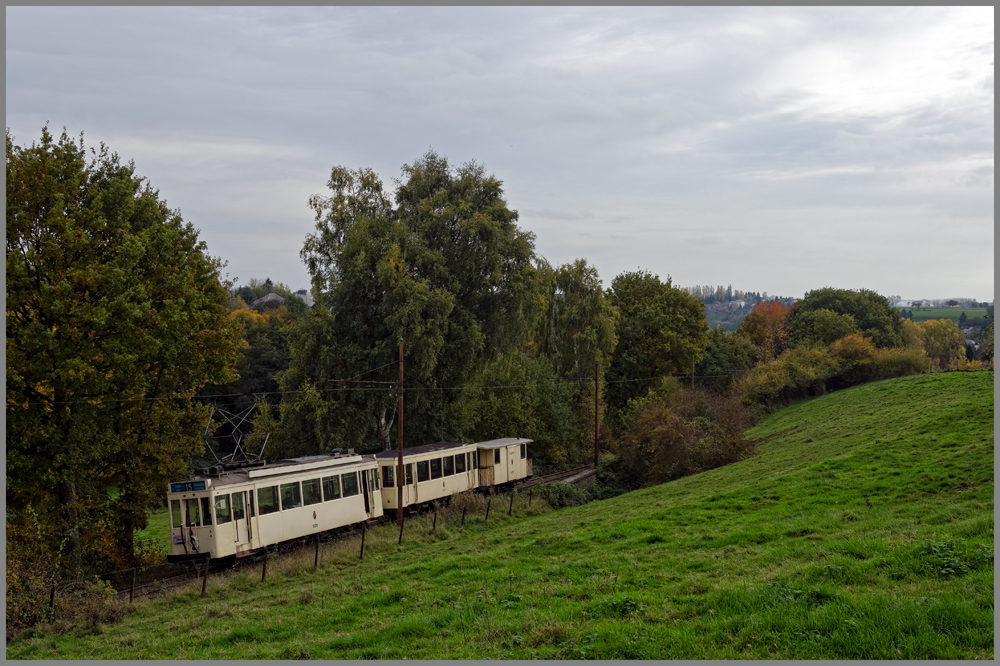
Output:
[
  {"xmin": 201, "ymin": 558, "xmax": 210, "ymax": 597},
  {"xmin": 314, "ymin": 537, "xmax": 320, "ymax": 569},
  {"xmin": 461, "ymin": 506, "xmax": 467, "ymax": 526},
  {"xmin": 485, "ymin": 497, "xmax": 492, "ymax": 523},
  {"xmin": 49, "ymin": 582, "xmax": 56, "ymax": 611},
  {"xmin": 129, "ymin": 567, "xmax": 137, "ymax": 603},
  {"xmin": 508, "ymin": 491, "xmax": 515, "ymax": 516},
  {"xmin": 359, "ymin": 522, "xmax": 366, "ymax": 560},
  {"xmin": 432, "ymin": 505, "xmax": 438, "ymax": 531},
  {"xmin": 398, "ymin": 516, "xmax": 404, "ymax": 545},
  {"xmin": 261, "ymin": 551, "xmax": 268, "ymax": 582}
]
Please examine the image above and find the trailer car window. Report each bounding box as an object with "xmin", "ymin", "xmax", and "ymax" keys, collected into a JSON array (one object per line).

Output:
[
  {"xmin": 302, "ymin": 478, "xmax": 322, "ymax": 506},
  {"xmin": 472, "ymin": 452, "xmax": 477, "ymax": 469},
  {"xmin": 215, "ymin": 495, "xmax": 232, "ymax": 524},
  {"xmin": 341, "ymin": 472, "xmax": 359, "ymax": 497},
  {"xmin": 520, "ymin": 444, "xmax": 526, "ymax": 459},
  {"xmin": 280, "ymin": 482, "xmax": 302, "ymax": 510},
  {"xmin": 495, "ymin": 449, "xmax": 501, "ymax": 464},
  {"xmin": 170, "ymin": 500, "xmax": 182, "ymax": 528},
  {"xmin": 455, "ymin": 453, "xmax": 466, "ymax": 473},
  {"xmin": 322, "ymin": 475, "xmax": 340, "ymax": 501},
  {"xmin": 201, "ymin": 497, "xmax": 213, "ymax": 525},
  {"xmin": 382, "ymin": 466, "xmax": 394, "ymax": 488},
  {"xmin": 417, "ymin": 460, "xmax": 429, "ymax": 482},
  {"xmin": 248, "ymin": 490, "xmax": 255, "ymax": 517},
  {"xmin": 430, "ymin": 458, "xmax": 442, "ymax": 479},
  {"xmin": 405, "ymin": 463, "xmax": 413, "ymax": 485},
  {"xmin": 258, "ymin": 486, "xmax": 280, "ymax": 515},
  {"xmin": 373, "ymin": 468, "xmax": 380, "ymax": 490},
  {"xmin": 232, "ymin": 493, "xmax": 245, "ymax": 521},
  {"xmin": 443, "ymin": 455, "xmax": 454, "ymax": 476}
]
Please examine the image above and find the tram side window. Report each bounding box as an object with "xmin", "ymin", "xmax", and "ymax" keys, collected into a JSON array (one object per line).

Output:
[
  {"xmin": 430, "ymin": 458, "xmax": 442, "ymax": 479},
  {"xmin": 443, "ymin": 455, "xmax": 455, "ymax": 476},
  {"xmin": 520, "ymin": 444, "xmax": 526, "ymax": 459},
  {"xmin": 322, "ymin": 475, "xmax": 341, "ymax": 501},
  {"xmin": 373, "ymin": 468, "xmax": 380, "ymax": 490},
  {"xmin": 382, "ymin": 466, "xmax": 394, "ymax": 488},
  {"xmin": 494, "ymin": 449, "xmax": 501, "ymax": 464},
  {"xmin": 455, "ymin": 453, "xmax": 466, "ymax": 473},
  {"xmin": 201, "ymin": 497, "xmax": 213, "ymax": 525},
  {"xmin": 280, "ymin": 482, "xmax": 302, "ymax": 510},
  {"xmin": 248, "ymin": 490, "xmax": 255, "ymax": 517},
  {"xmin": 472, "ymin": 452, "xmax": 478, "ymax": 469},
  {"xmin": 170, "ymin": 500, "xmax": 182, "ymax": 528},
  {"xmin": 405, "ymin": 463, "xmax": 414, "ymax": 485},
  {"xmin": 185, "ymin": 499, "xmax": 201, "ymax": 526},
  {"xmin": 341, "ymin": 472, "xmax": 359, "ymax": 497},
  {"xmin": 215, "ymin": 495, "xmax": 232, "ymax": 524},
  {"xmin": 258, "ymin": 486, "xmax": 280, "ymax": 515},
  {"xmin": 232, "ymin": 493, "xmax": 245, "ymax": 521},
  {"xmin": 302, "ymin": 478, "xmax": 322, "ymax": 506},
  {"xmin": 417, "ymin": 460, "xmax": 429, "ymax": 482}
]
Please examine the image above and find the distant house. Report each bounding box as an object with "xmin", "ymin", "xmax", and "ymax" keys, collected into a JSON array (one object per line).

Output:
[
  {"xmin": 250, "ymin": 292, "xmax": 285, "ymax": 312},
  {"xmin": 294, "ymin": 289, "xmax": 315, "ymax": 308}
]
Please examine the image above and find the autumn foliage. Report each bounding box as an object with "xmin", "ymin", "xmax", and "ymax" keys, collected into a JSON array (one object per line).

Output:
[{"xmin": 734, "ymin": 300, "xmax": 791, "ymax": 360}]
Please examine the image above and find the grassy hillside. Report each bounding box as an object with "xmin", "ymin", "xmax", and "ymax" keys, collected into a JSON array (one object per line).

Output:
[
  {"xmin": 903, "ymin": 307, "xmax": 988, "ymax": 324},
  {"xmin": 8, "ymin": 372, "xmax": 994, "ymax": 659}
]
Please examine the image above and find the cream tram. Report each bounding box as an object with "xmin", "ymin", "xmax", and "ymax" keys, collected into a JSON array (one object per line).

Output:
[
  {"xmin": 375, "ymin": 438, "xmax": 533, "ymax": 512},
  {"xmin": 165, "ymin": 451, "xmax": 382, "ymax": 563}
]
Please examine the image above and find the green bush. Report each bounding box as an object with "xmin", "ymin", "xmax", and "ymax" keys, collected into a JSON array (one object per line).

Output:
[{"xmin": 536, "ymin": 482, "xmax": 589, "ymax": 509}]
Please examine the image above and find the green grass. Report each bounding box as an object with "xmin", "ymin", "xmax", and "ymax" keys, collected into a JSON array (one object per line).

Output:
[
  {"xmin": 903, "ymin": 307, "xmax": 988, "ymax": 323},
  {"xmin": 135, "ymin": 509, "xmax": 170, "ymax": 543},
  {"xmin": 8, "ymin": 372, "xmax": 994, "ymax": 659}
]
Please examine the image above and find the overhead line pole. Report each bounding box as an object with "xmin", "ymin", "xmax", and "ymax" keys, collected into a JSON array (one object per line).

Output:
[
  {"xmin": 594, "ymin": 360, "xmax": 599, "ymax": 468},
  {"xmin": 397, "ymin": 340, "xmax": 404, "ymax": 530}
]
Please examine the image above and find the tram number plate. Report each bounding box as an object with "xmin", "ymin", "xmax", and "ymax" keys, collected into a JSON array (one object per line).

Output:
[{"xmin": 170, "ymin": 481, "xmax": 207, "ymax": 493}]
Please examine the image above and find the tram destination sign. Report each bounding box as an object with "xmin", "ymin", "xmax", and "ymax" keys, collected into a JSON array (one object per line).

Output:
[{"xmin": 170, "ymin": 481, "xmax": 207, "ymax": 493}]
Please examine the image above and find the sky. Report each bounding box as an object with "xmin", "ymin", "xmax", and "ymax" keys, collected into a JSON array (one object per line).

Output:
[{"xmin": 6, "ymin": 7, "xmax": 994, "ymax": 301}]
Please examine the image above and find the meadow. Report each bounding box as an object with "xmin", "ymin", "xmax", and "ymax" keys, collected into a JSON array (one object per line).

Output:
[
  {"xmin": 905, "ymin": 307, "xmax": 988, "ymax": 324},
  {"xmin": 8, "ymin": 371, "xmax": 993, "ymax": 659}
]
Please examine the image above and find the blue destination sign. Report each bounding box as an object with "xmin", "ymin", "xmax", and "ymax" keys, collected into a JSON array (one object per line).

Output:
[{"xmin": 170, "ymin": 481, "xmax": 207, "ymax": 493}]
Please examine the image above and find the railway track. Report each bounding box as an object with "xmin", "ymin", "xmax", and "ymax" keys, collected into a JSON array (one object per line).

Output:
[{"xmin": 515, "ymin": 465, "xmax": 596, "ymax": 491}]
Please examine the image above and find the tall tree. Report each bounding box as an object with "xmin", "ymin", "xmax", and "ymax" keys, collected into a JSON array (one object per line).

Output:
[
  {"xmin": 787, "ymin": 287, "xmax": 905, "ymax": 349},
  {"xmin": 6, "ymin": 128, "xmax": 242, "ymax": 571},
  {"xmin": 605, "ymin": 270, "xmax": 708, "ymax": 430},
  {"xmin": 289, "ymin": 152, "xmax": 538, "ymax": 451}
]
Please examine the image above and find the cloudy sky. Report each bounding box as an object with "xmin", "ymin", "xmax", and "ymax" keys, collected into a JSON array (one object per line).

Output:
[{"xmin": 6, "ymin": 7, "xmax": 994, "ymax": 301}]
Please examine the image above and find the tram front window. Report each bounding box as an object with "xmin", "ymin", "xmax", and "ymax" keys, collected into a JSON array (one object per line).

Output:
[
  {"xmin": 185, "ymin": 498, "xmax": 201, "ymax": 526},
  {"xmin": 170, "ymin": 500, "xmax": 182, "ymax": 528}
]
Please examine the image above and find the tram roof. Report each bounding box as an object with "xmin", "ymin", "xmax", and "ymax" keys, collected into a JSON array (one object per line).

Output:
[
  {"xmin": 373, "ymin": 441, "xmax": 471, "ymax": 459},
  {"xmin": 475, "ymin": 437, "xmax": 533, "ymax": 450}
]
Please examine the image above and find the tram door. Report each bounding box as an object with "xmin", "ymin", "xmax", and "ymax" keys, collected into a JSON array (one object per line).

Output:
[
  {"xmin": 231, "ymin": 490, "xmax": 253, "ymax": 556},
  {"xmin": 360, "ymin": 471, "xmax": 371, "ymax": 514}
]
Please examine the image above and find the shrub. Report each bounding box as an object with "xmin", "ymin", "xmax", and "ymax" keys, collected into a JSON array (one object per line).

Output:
[
  {"xmin": 617, "ymin": 388, "xmax": 753, "ymax": 488},
  {"xmin": 536, "ymin": 481, "xmax": 589, "ymax": 509}
]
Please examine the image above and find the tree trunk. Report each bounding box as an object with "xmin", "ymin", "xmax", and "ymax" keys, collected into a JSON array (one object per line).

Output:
[
  {"xmin": 376, "ymin": 406, "xmax": 396, "ymax": 451},
  {"xmin": 58, "ymin": 478, "xmax": 82, "ymax": 575}
]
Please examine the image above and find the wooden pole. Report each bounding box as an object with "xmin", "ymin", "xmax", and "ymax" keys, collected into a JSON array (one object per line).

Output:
[
  {"xmin": 129, "ymin": 567, "xmax": 137, "ymax": 603},
  {"xmin": 485, "ymin": 497, "xmax": 492, "ymax": 523},
  {"xmin": 314, "ymin": 537, "xmax": 320, "ymax": 569},
  {"xmin": 360, "ymin": 522, "xmax": 366, "ymax": 559},
  {"xmin": 201, "ymin": 558, "xmax": 209, "ymax": 596},
  {"xmin": 594, "ymin": 360, "xmax": 599, "ymax": 467},
  {"xmin": 508, "ymin": 491, "xmax": 515, "ymax": 516},
  {"xmin": 397, "ymin": 340, "xmax": 405, "ymax": 530},
  {"xmin": 461, "ymin": 506, "xmax": 467, "ymax": 526},
  {"xmin": 261, "ymin": 551, "xmax": 268, "ymax": 582},
  {"xmin": 432, "ymin": 505, "xmax": 438, "ymax": 531},
  {"xmin": 49, "ymin": 583, "xmax": 56, "ymax": 610}
]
